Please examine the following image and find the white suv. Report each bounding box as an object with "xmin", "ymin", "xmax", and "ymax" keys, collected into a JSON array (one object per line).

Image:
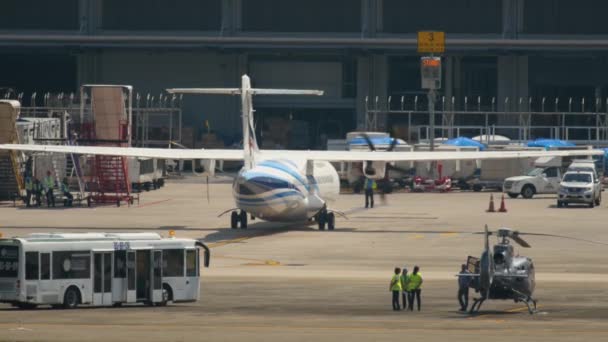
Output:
[{"xmin": 557, "ymin": 171, "xmax": 601, "ymax": 208}]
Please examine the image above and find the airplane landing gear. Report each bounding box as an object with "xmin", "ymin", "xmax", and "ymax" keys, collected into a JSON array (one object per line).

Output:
[
  {"xmin": 230, "ymin": 210, "xmax": 248, "ymax": 229},
  {"xmin": 239, "ymin": 210, "xmax": 248, "ymax": 229},
  {"xmin": 316, "ymin": 208, "xmax": 335, "ymax": 231}
]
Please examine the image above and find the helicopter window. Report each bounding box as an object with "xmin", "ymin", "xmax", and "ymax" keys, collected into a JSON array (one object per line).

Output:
[{"xmin": 493, "ymin": 253, "xmax": 505, "ymax": 265}]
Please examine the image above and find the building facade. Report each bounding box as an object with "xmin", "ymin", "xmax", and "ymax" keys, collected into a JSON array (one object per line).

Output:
[{"xmin": 2, "ymin": 0, "xmax": 608, "ymax": 148}]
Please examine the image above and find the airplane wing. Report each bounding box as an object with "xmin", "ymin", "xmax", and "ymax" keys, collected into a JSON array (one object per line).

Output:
[
  {"xmin": 0, "ymin": 144, "xmax": 602, "ymax": 161},
  {"xmin": 0, "ymin": 144, "xmax": 244, "ymax": 160},
  {"xmin": 257, "ymin": 149, "xmax": 604, "ymax": 162}
]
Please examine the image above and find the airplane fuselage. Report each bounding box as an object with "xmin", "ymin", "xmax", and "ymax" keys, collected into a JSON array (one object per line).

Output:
[{"xmin": 233, "ymin": 158, "xmax": 340, "ymax": 222}]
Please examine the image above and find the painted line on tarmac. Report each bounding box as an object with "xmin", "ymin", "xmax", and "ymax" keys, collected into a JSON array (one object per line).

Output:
[
  {"xmin": 214, "ymin": 254, "xmax": 281, "ymax": 266},
  {"xmin": 207, "ymin": 237, "xmax": 252, "ymax": 248},
  {"xmin": 136, "ymin": 199, "xmax": 172, "ymax": 208}
]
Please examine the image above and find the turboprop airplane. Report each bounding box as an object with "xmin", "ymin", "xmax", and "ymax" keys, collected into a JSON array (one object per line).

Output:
[{"xmin": 0, "ymin": 75, "xmax": 603, "ymax": 230}]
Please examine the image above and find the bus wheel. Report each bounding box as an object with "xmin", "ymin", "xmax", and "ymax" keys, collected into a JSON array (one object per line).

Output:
[
  {"xmin": 63, "ymin": 287, "xmax": 80, "ymax": 309},
  {"xmin": 157, "ymin": 284, "xmax": 172, "ymax": 306}
]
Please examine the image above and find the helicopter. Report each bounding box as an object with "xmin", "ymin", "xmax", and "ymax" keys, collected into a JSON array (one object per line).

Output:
[
  {"xmin": 464, "ymin": 225, "xmax": 539, "ymax": 314},
  {"xmin": 462, "ymin": 225, "xmax": 608, "ymax": 314}
]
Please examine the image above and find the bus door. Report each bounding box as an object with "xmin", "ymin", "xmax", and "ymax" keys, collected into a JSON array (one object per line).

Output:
[
  {"xmin": 151, "ymin": 250, "xmax": 163, "ymax": 303},
  {"xmin": 92, "ymin": 251, "xmax": 113, "ymax": 306},
  {"xmin": 126, "ymin": 250, "xmax": 136, "ymax": 303}
]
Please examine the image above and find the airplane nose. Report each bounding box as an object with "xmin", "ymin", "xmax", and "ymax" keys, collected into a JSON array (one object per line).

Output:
[{"xmin": 235, "ymin": 170, "xmax": 293, "ymax": 196}]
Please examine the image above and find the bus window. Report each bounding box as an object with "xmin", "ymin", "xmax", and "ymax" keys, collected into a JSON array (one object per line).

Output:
[
  {"xmin": 114, "ymin": 250, "xmax": 126, "ymax": 278},
  {"xmin": 25, "ymin": 252, "xmax": 39, "ymax": 280},
  {"xmin": 0, "ymin": 246, "xmax": 19, "ymax": 278},
  {"xmin": 186, "ymin": 250, "xmax": 196, "ymax": 277},
  {"xmin": 52, "ymin": 251, "xmax": 91, "ymax": 279},
  {"xmin": 41, "ymin": 253, "xmax": 50, "ymax": 280},
  {"xmin": 162, "ymin": 249, "xmax": 184, "ymax": 277}
]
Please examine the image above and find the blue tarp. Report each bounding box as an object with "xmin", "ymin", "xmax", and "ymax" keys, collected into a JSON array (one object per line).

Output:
[
  {"xmin": 443, "ymin": 137, "xmax": 486, "ymax": 150},
  {"xmin": 348, "ymin": 137, "xmax": 398, "ymax": 146},
  {"xmin": 526, "ymin": 139, "xmax": 575, "ymax": 149}
]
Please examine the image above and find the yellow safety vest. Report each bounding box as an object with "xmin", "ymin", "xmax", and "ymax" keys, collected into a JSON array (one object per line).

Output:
[
  {"xmin": 391, "ymin": 274, "xmax": 402, "ymax": 291},
  {"xmin": 44, "ymin": 176, "xmax": 54, "ymax": 189},
  {"xmin": 407, "ymin": 273, "xmax": 422, "ymax": 291},
  {"xmin": 400, "ymin": 274, "xmax": 410, "ymax": 290}
]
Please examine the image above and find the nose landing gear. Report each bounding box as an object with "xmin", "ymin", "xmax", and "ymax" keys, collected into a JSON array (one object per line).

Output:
[
  {"xmin": 230, "ymin": 210, "xmax": 248, "ymax": 229},
  {"xmin": 315, "ymin": 208, "xmax": 335, "ymax": 231}
]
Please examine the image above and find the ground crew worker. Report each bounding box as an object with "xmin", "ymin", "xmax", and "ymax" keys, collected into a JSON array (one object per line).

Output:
[
  {"xmin": 458, "ymin": 264, "xmax": 471, "ymax": 312},
  {"xmin": 364, "ymin": 178, "xmax": 376, "ymax": 208},
  {"xmin": 24, "ymin": 176, "xmax": 33, "ymax": 207},
  {"xmin": 389, "ymin": 267, "xmax": 402, "ymax": 311},
  {"xmin": 407, "ymin": 266, "xmax": 423, "ymax": 311},
  {"xmin": 33, "ymin": 177, "xmax": 42, "ymax": 207},
  {"xmin": 400, "ymin": 267, "xmax": 410, "ymax": 310},
  {"xmin": 43, "ymin": 170, "xmax": 55, "ymax": 207},
  {"xmin": 61, "ymin": 178, "xmax": 73, "ymax": 207}
]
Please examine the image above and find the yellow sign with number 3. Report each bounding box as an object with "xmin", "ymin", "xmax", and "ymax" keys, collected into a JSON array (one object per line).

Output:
[{"xmin": 417, "ymin": 31, "xmax": 445, "ymax": 54}]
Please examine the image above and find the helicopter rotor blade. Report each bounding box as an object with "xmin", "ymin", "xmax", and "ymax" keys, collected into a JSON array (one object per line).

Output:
[
  {"xmin": 510, "ymin": 233, "xmax": 531, "ymax": 248},
  {"xmin": 517, "ymin": 232, "xmax": 608, "ymax": 246},
  {"xmin": 473, "ymin": 230, "xmax": 608, "ymax": 246}
]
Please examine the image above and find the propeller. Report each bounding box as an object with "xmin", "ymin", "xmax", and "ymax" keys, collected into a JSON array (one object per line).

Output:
[{"xmin": 358, "ymin": 133, "xmax": 401, "ymax": 177}]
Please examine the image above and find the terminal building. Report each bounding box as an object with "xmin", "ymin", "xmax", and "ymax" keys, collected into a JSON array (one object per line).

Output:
[{"xmin": 2, "ymin": 0, "xmax": 608, "ymax": 148}]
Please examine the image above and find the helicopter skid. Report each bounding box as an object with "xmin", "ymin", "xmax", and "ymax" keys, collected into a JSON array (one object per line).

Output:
[
  {"xmin": 469, "ymin": 297, "xmax": 486, "ymax": 314},
  {"xmin": 524, "ymin": 297, "xmax": 538, "ymax": 314},
  {"xmin": 469, "ymin": 296, "xmax": 537, "ymax": 315}
]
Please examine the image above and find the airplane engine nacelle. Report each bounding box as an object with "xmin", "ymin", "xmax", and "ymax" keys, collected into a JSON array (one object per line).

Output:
[{"xmin": 363, "ymin": 161, "xmax": 386, "ymax": 180}]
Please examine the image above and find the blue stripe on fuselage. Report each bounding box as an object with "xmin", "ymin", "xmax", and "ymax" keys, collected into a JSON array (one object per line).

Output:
[{"xmin": 258, "ymin": 160, "xmax": 311, "ymax": 191}]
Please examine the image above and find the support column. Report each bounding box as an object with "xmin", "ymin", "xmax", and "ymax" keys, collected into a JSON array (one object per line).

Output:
[
  {"xmin": 497, "ymin": 56, "xmax": 528, "ymax": 122},
  {"xmin": 77, "ymin": 52, "xmax": 100, "ymax": 87},
  {"xmin": 356, "ymin": 54, "xmax": 388, "ymax": 131},
  {"xmin": 356, "ymin": 56, "xmax": 370, "ymax": 130},
  {"xmin": 502, "ymin": 0, "xmax": 523, "ymax": 38},
  {"xmin": 361, "ymin": 0, "xmax": 382, "ymax": 37},
  {"xmin": 442, "ymin": 56, "xmax": 455, "ymax": 138},
  {"xmin": 79, "ymin": 0, "xmax": 101, "ymax": 34},
  {"xmin": 222, "ymin": 0, "xmax": 240, "ymax": 35}
]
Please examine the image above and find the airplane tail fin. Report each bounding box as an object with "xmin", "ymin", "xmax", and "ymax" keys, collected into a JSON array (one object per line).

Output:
[{"xmin": 167, "ymin": 74, "xmax": 324, "ymax": 169}]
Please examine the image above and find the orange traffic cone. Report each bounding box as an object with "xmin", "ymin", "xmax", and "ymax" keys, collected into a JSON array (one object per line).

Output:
[
  {"xmin": 498, "ymin": 194, "xmax": 508, "ymax": 213},
  {"xmin": 486, "ymin": 194, "xmax": 495, "ymax": 212}
]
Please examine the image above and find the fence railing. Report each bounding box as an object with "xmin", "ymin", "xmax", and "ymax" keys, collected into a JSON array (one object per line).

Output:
[
  {"xmin": 4, "ymin": 91, "xmax": 183, "ymax": 147},
  {"xmin": 365, "ymin": 95, "xmax": 608, "ymax": 144}
]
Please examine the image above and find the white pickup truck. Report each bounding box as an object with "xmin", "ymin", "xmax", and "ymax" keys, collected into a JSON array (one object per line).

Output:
[
  {"xmin": 503, "ymin": 157, "xmax": 562, "ymax": 199},
  {"xmin": 557, "ymin": 171, "xmax": 601, "ymax": 208}
]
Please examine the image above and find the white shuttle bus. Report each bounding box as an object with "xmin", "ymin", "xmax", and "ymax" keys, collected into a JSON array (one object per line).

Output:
[{"xmin": 0, "ymin": 232, "xmax": 210, "ymax": 309}]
